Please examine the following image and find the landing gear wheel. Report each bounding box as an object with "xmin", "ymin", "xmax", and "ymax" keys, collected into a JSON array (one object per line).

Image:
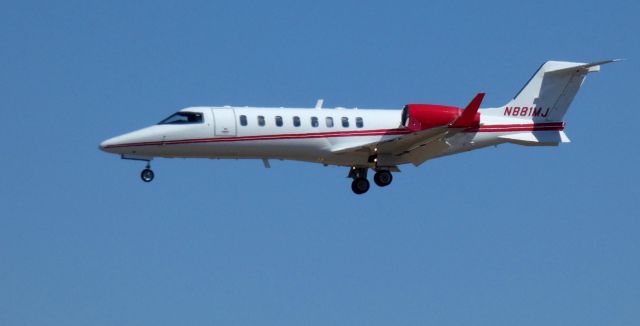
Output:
[
  {"xmin": 373, "ymin": 170, "xmax": 393, "ymax": 187},
  {"xmin": 351, "ymin": 177, "xmax": 370, "ymax": 195},
  {"xmin": 140, "ymin": 168, "xmax": 154, "ymax": 182}
]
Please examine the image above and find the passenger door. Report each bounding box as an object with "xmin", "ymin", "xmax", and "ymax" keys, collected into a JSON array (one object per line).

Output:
[{"xmin": 212, "ymin": 107, "xmax": 237, "ymax": 136}]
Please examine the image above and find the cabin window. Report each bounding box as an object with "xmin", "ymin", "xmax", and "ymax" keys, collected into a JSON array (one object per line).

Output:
[
  {"xmin": 239, "ymin": 115, "xmax": 248, "ymax": 126},
  {"xmin": 341, "ymin": 117, "xmax": 349, "ymax": 128},
  {"xmin": 293, "ymin": 116, "xmax": 301, "ymax": 127},
  {"xmin": 258, "ymin": 115, "xmax": 265, "ymax": 126},
  {"xmin": 158, "ymin": 111, "xmax": 203, "ymax": 125},
  {"xmin": 275, "ymin": 116, "xmax": 283, "ymax": 127},
  {"xmin": 311, "ymin": 116, "xmax": 319, "ymax": 127},
  {"xmin": 326, "ymin": 117, "xmax": 334, "ymax": 128},
  {"xmin": 356, "ymin": 117, "xmax": 363, "ymax": 128}
]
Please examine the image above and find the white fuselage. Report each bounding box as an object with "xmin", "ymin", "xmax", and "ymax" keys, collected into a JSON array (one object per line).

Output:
[
  {"xmin": 101, "ymin": 106, "xmax": 399, "ymax": 166},
  {"xmin": 99, "ymin": 105, "xmax": 551, "ymax": 167},
  {"xmin": 98, "ymin": 59, "xmax": 614, "ymax": 193}
]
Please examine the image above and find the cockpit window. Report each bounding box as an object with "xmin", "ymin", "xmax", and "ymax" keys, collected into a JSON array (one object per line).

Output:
[{"xmin": 158, "ymin": 112, "xmax": 203, "ymax": 125}]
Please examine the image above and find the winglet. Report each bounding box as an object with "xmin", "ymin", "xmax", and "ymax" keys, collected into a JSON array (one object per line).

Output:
[{"xmin": 450, "ymin": 93, "xmax": 484, "ymax": 128}]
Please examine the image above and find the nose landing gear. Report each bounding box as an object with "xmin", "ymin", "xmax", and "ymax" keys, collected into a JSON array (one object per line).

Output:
[{"xmin": 140, "ymin": 162, "xmax": 154, "ymax": 182}]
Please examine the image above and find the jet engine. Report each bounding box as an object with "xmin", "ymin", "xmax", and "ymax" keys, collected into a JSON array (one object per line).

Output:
[{"xmin": 401, "ymin": 104, "xmax": 477, "ymax": 131}]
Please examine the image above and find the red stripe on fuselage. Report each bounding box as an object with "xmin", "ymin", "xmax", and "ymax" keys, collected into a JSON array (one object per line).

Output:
[
  {"xmin": 103, "ymin": 128, "xmax": 411, "ymax": 148},
  {"xmin": 103, "ymin": 123, "xmax": 565, "ymax": 149}
]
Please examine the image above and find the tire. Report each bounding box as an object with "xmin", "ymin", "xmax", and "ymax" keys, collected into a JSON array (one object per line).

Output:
[
  {"xmin": 373, "ymin": 170, "xmax": 392, "ymax": 187},
  {"xmin": 140, "ymin": 168, "xmax": 154, "ymax": 182},
  {"xmin": 351, "ymin": 177, "xmax": 370, "ymax": 195}
]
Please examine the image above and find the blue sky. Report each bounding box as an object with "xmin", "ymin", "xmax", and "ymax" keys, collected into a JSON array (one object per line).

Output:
[{"xmin": 1, "ymin": 0, "xmax": 639, "ymax": 325}]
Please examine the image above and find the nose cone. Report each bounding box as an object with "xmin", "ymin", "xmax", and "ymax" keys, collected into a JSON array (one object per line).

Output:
[
  {"xmin": 99, "ymin": 131, "xmax": 140, "ymax": 154},
  {"xmin": 99, "ymin": 126, "xmax": 162, "ymax": 155},
  {"xmin": 99, "ymin": 136, "xmax": 122, "ymax": 153}
]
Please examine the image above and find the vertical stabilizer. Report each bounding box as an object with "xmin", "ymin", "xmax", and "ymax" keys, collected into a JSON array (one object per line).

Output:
[{"xmin": 481, "ymin": 60, "xmax": 619, "ymax": 122}]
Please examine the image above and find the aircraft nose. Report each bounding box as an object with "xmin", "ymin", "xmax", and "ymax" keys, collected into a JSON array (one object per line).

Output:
[
  {"xmin": 99, "ymin": 137, "xmax": 118, "ymax": 153},
  {"xmin": 99, "ymin": 125, "xmax": 164, "ymax": 155},
  {"xmin": 99, "ymin": 127, "xmax": 158, "ymax": 154}
]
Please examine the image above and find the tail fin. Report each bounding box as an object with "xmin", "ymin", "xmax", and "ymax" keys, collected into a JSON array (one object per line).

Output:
[{"xmin": 483, "ymin": 60, "xmax": 619, "ymax": 122}]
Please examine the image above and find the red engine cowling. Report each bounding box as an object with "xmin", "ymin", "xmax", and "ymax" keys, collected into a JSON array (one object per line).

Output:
[{"xmin": 401, "ymin": 104, "xmax": 479, "ymax": 131}]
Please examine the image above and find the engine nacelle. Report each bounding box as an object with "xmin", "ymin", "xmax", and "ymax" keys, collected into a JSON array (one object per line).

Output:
[{"xmin": 401, "ymin": 104, "xmax": 479, "ymax": 131}]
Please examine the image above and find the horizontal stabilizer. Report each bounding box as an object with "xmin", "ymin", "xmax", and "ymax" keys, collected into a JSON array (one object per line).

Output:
[
  {"xmin": 546, "ymin": 59, "xmax": 622, "ymax": 73},
  {"xmin": 499, "ymin": 131, "xmax": 570, "ymax": 146}
]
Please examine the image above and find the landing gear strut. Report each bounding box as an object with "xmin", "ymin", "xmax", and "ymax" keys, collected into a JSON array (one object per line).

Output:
[{"xmin": 140, "ymin": 162, "xmax": 154, "ymax": 182}]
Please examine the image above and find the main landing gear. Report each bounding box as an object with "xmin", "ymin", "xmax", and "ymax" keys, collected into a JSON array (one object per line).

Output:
[
  {"xmin": 348, "ymin": 168, "xmax": 393, "ymax": 195},
  {"xmin": 140, "ymin": 162, "xmax": 154, "ymax": 182},
  {"xmin": 351, "ymin": 177, "xmax": 370, "ymax": 195},
  {"xmin": 373, "ymin": 170, "xmax": 393, "ymax": 187}
]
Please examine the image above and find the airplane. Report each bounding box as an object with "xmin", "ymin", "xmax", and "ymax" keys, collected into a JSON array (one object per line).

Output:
[{"xmin": 100, "ymin": 60, "xmax": 618, "ymax": 194}]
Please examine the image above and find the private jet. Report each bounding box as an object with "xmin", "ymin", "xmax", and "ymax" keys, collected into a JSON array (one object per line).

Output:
[{"xmin": 100, "ymin": 60, "xmax": 617, "ymax": 194}]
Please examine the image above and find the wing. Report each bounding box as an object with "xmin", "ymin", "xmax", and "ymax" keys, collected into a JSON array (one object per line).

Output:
[
  {"xmin": 330, "ymin": 125, "xmax": 450, "ymax": 155},
  {"xmin": 332, "ymin": 93, "xmax": 485, "ymax": 165}
]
